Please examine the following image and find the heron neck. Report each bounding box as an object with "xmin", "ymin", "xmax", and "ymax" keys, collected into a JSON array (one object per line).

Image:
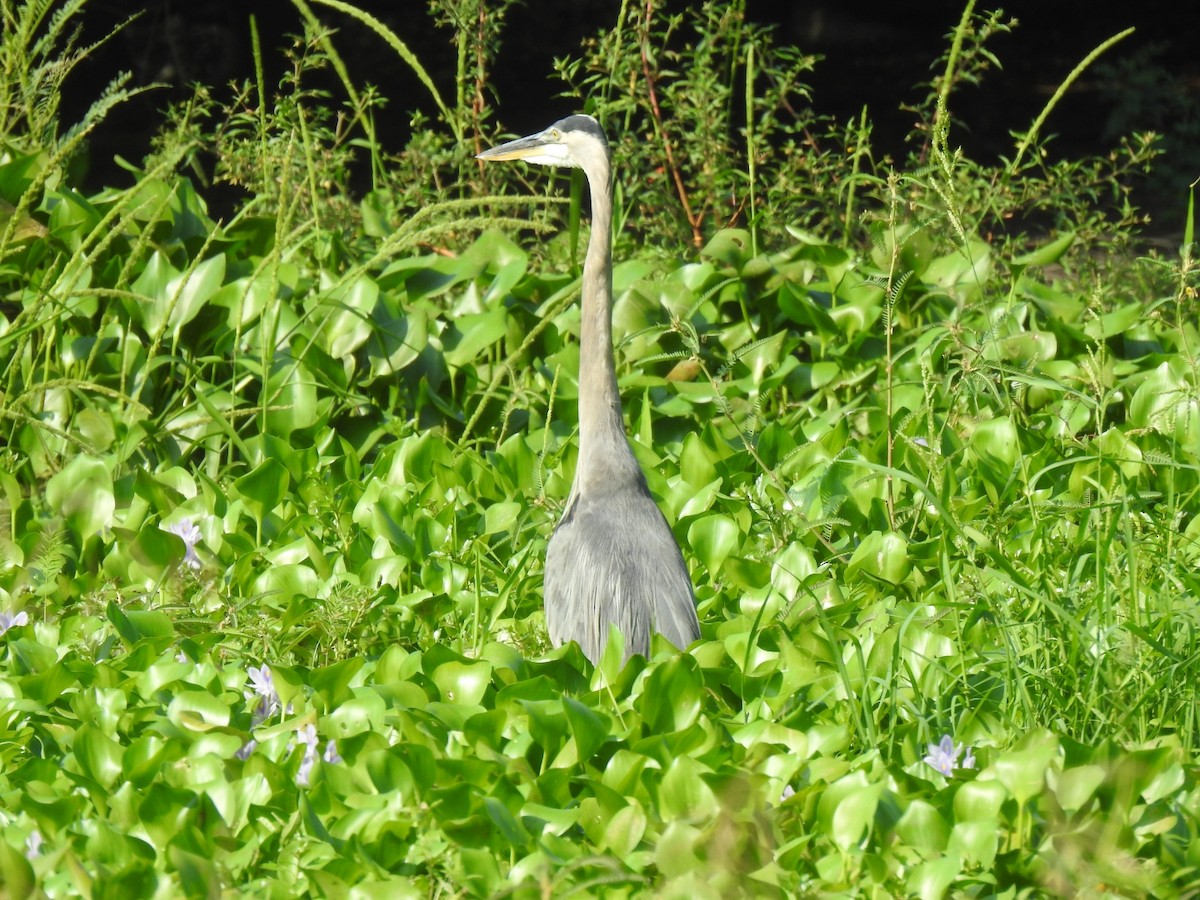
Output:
[{"xmin": 576, "ymin": 159, "xmax": 638, "ymax": 486}]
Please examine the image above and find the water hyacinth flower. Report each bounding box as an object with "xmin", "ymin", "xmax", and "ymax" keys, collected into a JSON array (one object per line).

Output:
[
  {"xmin": 293, "ymin": 723, "xmax": 320, "ymax": 787},
  {"xmin": 25, "ymin": 829, "xmax": 42, "ymax": 860},
  {"xmin": 165, "ymin": 519, "xmax": 202, "ymax": 570},
  {"xmin": 0, "ymin": 610, "xmax": 28, "ymax": 635},
  {"xmin": 245, "ymin": 665, "xmax": 281, "ymax": 724},
  {"xmin": 924, "ymin": 734, "xmax": 976, "ymax": 776},
  {"xmin": 323, "ymin": 739, "xmax": 342, "ymax": 765},
  {"xmin": 235, "ymin": 739, "xmax": 257, "ymax": 761}
]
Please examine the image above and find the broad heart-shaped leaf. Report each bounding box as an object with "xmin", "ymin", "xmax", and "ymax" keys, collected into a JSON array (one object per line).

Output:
[
  {"xmin": 45, "ymin": 454, "xmax": 114, "ymax": 541},
  {"xmin": 639, "ymin": 654, "xmax": 702, "ymax": 733},
  {"xmin": 233, "ymin": 458, "xmax": 290, "ymax": 521},
  {"xmin": 991, "ymin": 729, "xmax": 1060, "ymax": 806},
  {"xmin": 264, "ymin": 359, "xmax": 321, "ymax": 437},
  {"xmin": 326, "ymin": 692, "xmax": 387, "ymax": 739},
  {"xmin": 953, "ymin": 778, "xmax": 1007, "ymax": 822},
  {"xmin": 817, "ymin": 770, "xmax": 884, "ymax": 852},
  {"xmin": 602, "ymin": 801, "xmax": 648, "ymax": 857},
  {"xmin": 308, "ymin": 658, "xmax": 365, "ymax": 710},
  {"xmin": 72, "ymin": 724, "xmax": 125, "ymax": 789},
  {"xmin": 320, "ymin": 271, "xmax": 379, "ymax": 359},
  {"xmin": 165, "ymin": 253, "xmax": 226, "ymax": 337},
  {"xmin": 128, "ymin": 521, "xmax": 187, "ymax": 575},
  {"xmin": 657, "ymin": 754, "xmax": 718, "ymax": 820},
  {"xmin": 1129, "ymin": 359, "xmax": 1200, "ymax": 458},
  {"xmin": 129, "ymin": 249, "xmax": 178, "ymax": 334},
  {"xmin": 845, "ymin": 530, "xmax": 910, "ymax": 585},
  {"xmin": 687, "ymin": 513, "xmax": 739, "ymax": 573},
  {"xmin": 431, "ymin": 659, "xmax": 492, "ymax": 707},
  {"xmin": 442, "ymin": 306, "xmax": 509, "ymax": 368},
  {"xmin": 562, "ymin": 696, "xmax": 610, "ymax": 762},
  {"xmin": 970, "ymin": 415, "xmax": 1019, "ymax": 470}
]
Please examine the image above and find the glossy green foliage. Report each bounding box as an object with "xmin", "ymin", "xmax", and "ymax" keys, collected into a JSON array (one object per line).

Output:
[{"xmin": 3, "ymin": 1, "xmax": 1200, "ymax": 896}]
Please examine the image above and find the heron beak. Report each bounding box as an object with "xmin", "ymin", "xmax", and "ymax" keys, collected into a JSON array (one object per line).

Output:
[{"xmin": 476, "ymin": 131, "xmax": 554, "ymax": 162}]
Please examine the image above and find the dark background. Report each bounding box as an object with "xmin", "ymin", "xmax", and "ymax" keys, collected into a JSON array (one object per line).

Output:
[{"xmin": 70, "ymin": 1, "xmax": 1200, "ymax": 231}]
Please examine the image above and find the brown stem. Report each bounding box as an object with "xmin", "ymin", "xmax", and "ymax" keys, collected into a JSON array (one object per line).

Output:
[{"xmin": 638, "ymin": 0, "xmax": 703, "ymax": 249}]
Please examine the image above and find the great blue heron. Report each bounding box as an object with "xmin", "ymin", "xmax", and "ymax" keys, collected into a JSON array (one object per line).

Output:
[{"xmin": 477, "ymin": 115, "xmax": 701, "ymax": 663}]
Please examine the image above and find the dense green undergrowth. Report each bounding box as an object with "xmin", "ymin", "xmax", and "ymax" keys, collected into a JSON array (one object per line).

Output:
[{"xmin": 3, "ymin": 0, "xmax": 1200, "ymax": 896}]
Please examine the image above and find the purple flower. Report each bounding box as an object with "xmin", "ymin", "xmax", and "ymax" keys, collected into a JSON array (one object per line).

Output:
[
  {"xmin": 165, "ymin": 519, "xmax": 202, "ymax": 570},
  {"xmin": 0, "ymin": 610, "xmax": 28, "ymax": 635},
  {"xmin": 323, "ymin": 739, "xmax": 342, "ymax": 764},
  {"xmin": 25, "ymin": 829, "xmax": 42, "ymax": 860},
  {"xmin": 924, "ymin": 734, "xmax": 976, "ymax": 776},
  {"xmin": 245, "ymin": 665, "xmax": 281, "ymax": 724},
  {"xmin": 293, "ymin": 723, "xmax": 320, "ymax": 787},
  {"xmin": 235, "ymin": 739, "xmax": 258, "ymax": 761}
]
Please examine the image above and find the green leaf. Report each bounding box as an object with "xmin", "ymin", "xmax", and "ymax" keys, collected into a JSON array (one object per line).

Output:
[
  {"xmin": 686, "ymin": 513, "xmax": 739, "ymax": 573},
  {"xmin": 640, "ymin": 655, "xmax": 702, "ymax": 733},
  {"xmin": 72, "ymin": 724, "xmax": 125, "ymax": 789},
  {"xmin": 562, "ymin": 696, "xmax": 610, "ymax": 761},
  {"xmin": 846, "ymin": 530, "xmax": 910, "ymax": 585},
  {"xmin": 45, "ymin": 455, "xmax": 114, "ymax": 540},
  {"xmin": 431, "ymin": 659, "xmax": 492, "ymax": 707},
  {"xmin": 233, "ymin": 458, "xmax": 290, "ymax": 521}
]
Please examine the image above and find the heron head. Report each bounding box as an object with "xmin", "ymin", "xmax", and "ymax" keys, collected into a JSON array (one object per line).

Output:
[{"xmin": 476, "ymin": 115, "xmax": 608, "ymax": 171}]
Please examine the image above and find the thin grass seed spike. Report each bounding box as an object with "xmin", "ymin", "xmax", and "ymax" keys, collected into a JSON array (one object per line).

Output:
[{"xmin": 477, "ymin": 115, "xmax": 700, "ymax": 664}]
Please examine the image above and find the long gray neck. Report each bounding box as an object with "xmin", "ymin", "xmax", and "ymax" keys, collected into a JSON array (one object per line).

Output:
[{"xmin": 575, "ymin": 155, "xmax": 640, "ymax": 491}]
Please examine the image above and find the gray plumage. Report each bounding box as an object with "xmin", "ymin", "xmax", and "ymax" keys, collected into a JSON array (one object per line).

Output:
[{"xmin": 477, "ymin": 115, "xmax": 701, "ymax": 663}]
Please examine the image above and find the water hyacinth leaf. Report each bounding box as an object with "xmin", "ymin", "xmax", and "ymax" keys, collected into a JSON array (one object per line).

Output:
[
  {"xmin": 485, "ymin": 796, "xmax": 531, "ymax": 848},
  {"xmin": 167, "ymin": 690, "xmax": 231, "ymax": 730},
  {"xmin": 326, "ymin": 696, "xmax": 386, "ymax": 744},
  {"xmin": 846, "ymin": 530, "xmax": 910, "ymax": 585},
  {"xmin": 442, "ymin": 307, "xmax": 509, "ymax": 368},
  {"xmin": 130, "ymin": 521, "xmax": 186, "ymax": 574},
  {"xmin": 309, "ymin": 658, "xmax": 366, "ymax": 710},
  {"xmin": 264, "ymin": 360, "xmax": 321, "ymax": 437},
  {"xmin": 894, "ymin": 799, "xmax": 949, "ymax": 851},
  {"xmin": 993, "ymin": 730, "xmax": 1060, "ymax": 806},
  {"xmin": 45, "ymin": 455, "xmax": 115, "ymax": 540},
  {"xmin": 654, "ymin": 820, "xmax": 703, "ymax": 879},
  {"xmin": 233, "ymin": 458, "xmax": 290, "ymax": 521},
  {"xmin": 658, "ymin": 755, "xmax": 719, "ymax": 820},
  {"xmin": 432, "ymin": 660, "xmax": 492, "ymax": 707},
  {"xmin": 603, "ymin": 801, "xmax": 647, "ymax": 857},
  {"xmin": 829, "ymin": 779, "xmax": 884, "ymax": 852},
  {"xmin": 640, "ymin": 655, "xmax": 702, "ymax": 733},
  {"xmin": 970, "ymin": 415, "xmax": 1019, "ymax": 471},
  {"xmin": 687, "ymin": 513, "xmax": 740, "ymax": 573},
  {"xmin": 166, "ymin": 254, "xmax": 226, "ymax": 337},
  {"xmin": 169, "ymin": 845, "xmax": 221, "ymax": 899},
  {"xmin": 0, "ymin": 841, "xmax": 35, "ymax": 897},
  {"xmin": 953, "ymin": 779, "xmax": 1007, "ymax": 822},
  {"xmin": 322, "ymin": 272, "xmax": 379, "ymax": 358},
  {"xmin": 72, "ymin": 724, "xmax": 125, "ymax": 789},
  {"xmin": 906, "ymin": 855, "xmax": 961, "ymax": 900},
  {"xmin": 1049, "ymin": 763, "xmax": 1106, "ymax": 813},
  {"xmin": 562, "ymin": 696, "xmax": 610, "ymax": 761},
  {"xmin": 949, "ymin": 820, "xmax": 999, "ymax": 868}
]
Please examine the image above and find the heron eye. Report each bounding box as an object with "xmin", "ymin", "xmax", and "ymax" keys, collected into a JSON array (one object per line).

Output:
[{"xmin": 550, "ymin": 129, "xmax": 560, "ymax": 140}]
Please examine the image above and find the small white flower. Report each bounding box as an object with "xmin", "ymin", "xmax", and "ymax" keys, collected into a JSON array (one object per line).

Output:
[
  {"xmin": 245, "ymin": 665, "xmax": 281, "ymax": 724},
  {"xmin": 323, "ymin": 739, "xmax": 342, "ymax": 764},
  {"xmin": 924, "ymin": 734, "xmax": 975, "ymax": 776},
  {"xmin": 0, "ymin": 610, "xmax": 28, "ymax": 635},
  {"xmin": 294, "ymin": 724, "xmax": 320, "ymax": 787},
  {"xmin": 25, "ymin": 829, "xmax": 42, "ymax": 859},
  {"xmin": 165, "ymin": 519, "xmax": 202, "ymax": 570}
]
